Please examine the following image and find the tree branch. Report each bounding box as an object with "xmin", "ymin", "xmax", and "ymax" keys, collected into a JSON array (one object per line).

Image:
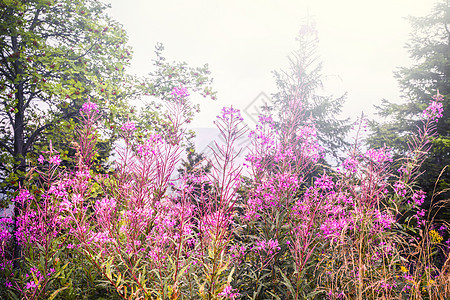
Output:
[
  {"xmin": 23, "ymin": 108, "xmax": 78, "ymax": 154},
  {"xmin": 3, "ymin": 104, "xmax": 15, "ymax": 128},
  {"xmin": 24, "ymin": 92, "xmax": 38, "ymax": 110},
  {"xmin": 0, "ymin": 140, "xmax": 13, "ymax": 155},
  {"xmin": 28, "ymin": 8, "xmax": 42, "ymax": 32},
  {"xmin": 23, "ymin": 123, "xmax": 54, "ymax": 154}
]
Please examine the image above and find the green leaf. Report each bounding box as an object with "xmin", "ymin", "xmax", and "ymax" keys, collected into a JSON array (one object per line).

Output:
[
  {"xmin": 276, "ymin": 266, "xmax": 296, "ymax": 296},
  {"xmin": 47, "ymin": 285, "xmax": 69, "ymax": 300}
]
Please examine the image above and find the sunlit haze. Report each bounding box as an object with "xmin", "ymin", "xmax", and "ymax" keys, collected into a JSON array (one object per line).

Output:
[{"xmin": 106, "ymin": 0, "xmax": 435, "ymax": 128}]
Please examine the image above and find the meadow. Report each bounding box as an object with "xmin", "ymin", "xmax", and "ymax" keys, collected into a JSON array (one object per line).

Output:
[{"xmin": 0, "ymin": 88, "xmax": 449, "ymax": 299}]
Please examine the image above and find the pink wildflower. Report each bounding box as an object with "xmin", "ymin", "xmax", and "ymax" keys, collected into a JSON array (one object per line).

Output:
[
  {"xmin": 412, "ymin": 190, "xmax": 426, "ymax": 206},
  {"xmin": 314, "ymin": 173, "xmax": 334, "ymax": 191},
  {"xmin": 71, "ymin": 194, "xmax": 84, "ymax": 206},
  {"xmin": 49, "ymin": 155, "xmax": 61, "ymax": 165},
  {"xmin": 171, "ymin": 86, "xmax": 190, "ymax": 98},
  {"xmin": 121, "ymin": 121, "xmax": 136, "ymax": 132},
  {"xmin": 365, "ymin": 147, "xmax": 393, "ymax": 163},
  {"xmin": 13, "ymin": 189, "xmax": 32, "ymax": 203},
  {"xmin": 423, "ymin": 92, "xmax": 444, "ymax": 121},
  {"xmin": 80, "ymin": 101, "xmax": 98, "ymax": 114},
  {"xmin": 393, "ymin": 181, "xmax": 407, "ymax": 197},
  {"xmin": 217, "ymin": 106, "xmax": 243, "ymax": 122},
  {"xmin": 218, "ymin": 284, "xmax": 240, "ymax": 299},
  {"xmin": 47, "ymin": 268, "xmax": 55, "ymax": 277},
  {"xmin": 59, "ymin": 199, "xmax": 72, "ymax": 212},
  {"xmin": 26, "ymin": 281, "xmax": 37, "ymax": 289},
  {"xmin": 342, "ymin": 157, "xmax": 358, "ymax": 173}
]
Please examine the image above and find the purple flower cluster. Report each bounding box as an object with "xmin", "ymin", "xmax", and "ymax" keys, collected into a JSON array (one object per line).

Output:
[
  {"xmin": 218, "ymin": 284, "xmax": 240, "ymax": 299},
  {"xmin": 3, "ymin": 93, "xmax": 448, "ymax": 299},
  {"xmin": 136, "ymin": 134, "xmax": 163, "ymax": 156},
  {"xmin": 342, "ymin": 156, "xmax": 359, "ymax": 173},
  {"xmin": 49, "ymin": 154, "xmax": 62, "ymax": 165},
  {"xmin": 217, "ymin": 106, "xmax": 244, "ymax": 122},
  {"xmin": 121, "ymin": 121, "xmax": 136, "ymax": 132},
  {"xmin": 80, "ymin": 101, "xmax": 99, "ymax": 114},
  {"xmin": 171, "ymin": 86, "xmax": 190, "ymax": 98},
  {"xmin": 254, "ymin": 239, "xmax": 281, "ymax": 255},
  {"xmin": 12, "ymin": 189, "xmax": 32, "ymax": 204},
  {"xmin": 423, "ymin": 92, "xmax": 444, "ymax": 121},
  {"xmin": 314, "ymin": 173, "xmax": 334, "ymax": 191},
  {"xmin": 411, "ymin": 190, "xmax": 426, "ymax": 206},
  {"xmin": 393, "ymin": 181, "xmax": 407, "ymax": 197},
  {"xmin": 365, "ymin": 147, "xmax": 393, "ymax": 164}
]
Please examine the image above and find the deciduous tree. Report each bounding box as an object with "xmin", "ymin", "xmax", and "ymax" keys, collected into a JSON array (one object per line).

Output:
[
  {"xmin": 0, "ymin": 0, "xmax": 132, "ymax": 198},
  {"xmin": 0, "ymin": 0, "xmax": 216, "ymax": 201}
]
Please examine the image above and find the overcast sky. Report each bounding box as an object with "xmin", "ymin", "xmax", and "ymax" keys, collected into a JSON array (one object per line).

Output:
[{"xmin": 105, "ymin": 0, "xmax": 436, "ymax": 129}]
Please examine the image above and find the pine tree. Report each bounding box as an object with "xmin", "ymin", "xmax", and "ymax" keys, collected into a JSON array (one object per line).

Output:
[
  {"xmin": 368, "ymin": 0, "xmax": 450, "ymax": 218},
  {"xmin": 271, "ymin": 19, "xmax": 351, "ymax": 163}
]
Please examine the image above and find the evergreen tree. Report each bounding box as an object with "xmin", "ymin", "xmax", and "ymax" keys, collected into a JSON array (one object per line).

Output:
[
  {"xmin": 271, "ymin": 19, "xmax": 351, "ymax": 162},
  {"xmin": 368, "ymin": 0, "xmax": 449, "ymax": 217}
]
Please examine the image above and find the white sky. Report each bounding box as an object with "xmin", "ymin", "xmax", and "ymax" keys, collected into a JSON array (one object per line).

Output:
[{"xmin": 105, "ymin": 0, "xmax": 436, "ymax": 129}]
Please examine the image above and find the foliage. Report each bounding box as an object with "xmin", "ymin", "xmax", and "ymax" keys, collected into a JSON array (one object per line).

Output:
[
  {"xmin": 368, "ymin": 0, "xmax": 450, "ymax": 220},
  {"xmin": 0, "ymin": 0, "xmax": 132, "ymax": 198},
  {"xmin": 0, "ymin": 0, "xmax": 216, "ymax": 202}
]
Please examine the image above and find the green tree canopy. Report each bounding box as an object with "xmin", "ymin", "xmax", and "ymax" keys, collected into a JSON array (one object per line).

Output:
[
  {"xmin": 0, "ymin": 0, "xmax": 216, "ymax": 200},
  {"xmin": 0, "ymin": 0, "xmax": 132, "ymax": 196}
]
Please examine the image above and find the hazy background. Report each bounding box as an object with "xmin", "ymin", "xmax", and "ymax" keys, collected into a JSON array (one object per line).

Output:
[{"xmin": 105, "ymin": 0, "xmax": 435, "ymax": 129}]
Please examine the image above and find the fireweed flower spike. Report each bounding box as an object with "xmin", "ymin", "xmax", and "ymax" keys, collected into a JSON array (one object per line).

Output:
[
  {"xmin": 80, "ymin": 97, "xmax": 99, "ymax": 114},
  {"xmin": 120, "ymin": 121, "xmax": 136, "ymax": 132},
  {"xmin": 171, "ymin": 86, "xmax": 190, "ymax": 98},
  {"xmin": 423, "ymin": 90, "xmax": 444, "ymax": 121}
]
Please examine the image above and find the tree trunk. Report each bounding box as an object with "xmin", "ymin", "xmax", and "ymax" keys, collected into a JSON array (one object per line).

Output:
[{"xmin": 11, "ymin": 34, "xmax": 26, "ymax": 265}]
